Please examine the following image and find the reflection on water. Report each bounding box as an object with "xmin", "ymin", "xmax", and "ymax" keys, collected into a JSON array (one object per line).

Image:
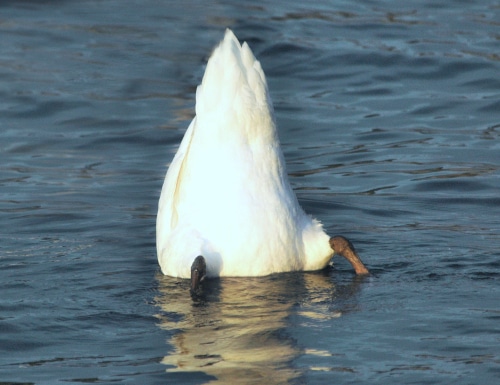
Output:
[
  {"xmin": 2, "ymin": 0, "xmax": 499, "ymax": 383},
  {"xmin": 155, "ymin": 271, "xmax": 366, "ymax": 384}
]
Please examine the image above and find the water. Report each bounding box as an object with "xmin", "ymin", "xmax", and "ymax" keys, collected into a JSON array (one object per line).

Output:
[{"xmin": 1, "ymin": 1, "xmax": 499, "ymax": 384}]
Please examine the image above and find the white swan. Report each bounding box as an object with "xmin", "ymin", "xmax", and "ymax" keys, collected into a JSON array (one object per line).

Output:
[{"xmin": 156, "ymin": 29, "xmax": 368, "ymax": 291}]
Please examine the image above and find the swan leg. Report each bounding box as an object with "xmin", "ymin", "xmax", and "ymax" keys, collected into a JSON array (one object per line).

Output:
[
  {"xmin": 330, "ymin": 236, "xmax": 369, "ymax": 275},
  {"xmin": 190, "ymin": 255, "xmax": 207, "ymax": 293}
]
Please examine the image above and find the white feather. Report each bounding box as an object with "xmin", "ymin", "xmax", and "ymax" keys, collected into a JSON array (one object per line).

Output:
[{"xmin": 156, "ymin": 29, "xmax": 332, "ymax": 278}]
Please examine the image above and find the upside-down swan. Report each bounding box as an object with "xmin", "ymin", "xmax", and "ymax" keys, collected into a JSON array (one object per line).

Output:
[{"xmin": 156, "ymin": 29, "xmax": 369, "ymax": 292}]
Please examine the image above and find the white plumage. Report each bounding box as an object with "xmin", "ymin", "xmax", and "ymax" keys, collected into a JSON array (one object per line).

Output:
[{"xmin": 156, "ymin": 29, "xmax": 334, "ymax": 278}]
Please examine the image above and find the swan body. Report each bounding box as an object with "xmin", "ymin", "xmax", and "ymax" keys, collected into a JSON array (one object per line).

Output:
[{"xmin": 156, "ymin": 29, "xmax": 366, "ymax": 280}]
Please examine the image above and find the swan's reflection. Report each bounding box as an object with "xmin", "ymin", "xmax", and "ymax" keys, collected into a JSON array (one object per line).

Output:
[{"xmin": 155, "ymin": 270, "xmax": 366, "ymax": 384}]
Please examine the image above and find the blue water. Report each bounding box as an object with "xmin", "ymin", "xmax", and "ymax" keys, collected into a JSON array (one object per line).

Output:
[{"xmin": 1, "ymin": 1, "xmax": 499, "ymax": 384}]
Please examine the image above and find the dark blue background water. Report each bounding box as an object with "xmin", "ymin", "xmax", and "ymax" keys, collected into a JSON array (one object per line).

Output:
[{"xmin": 1, "ymin": 1, "xmax": 499, "ymax": 384}]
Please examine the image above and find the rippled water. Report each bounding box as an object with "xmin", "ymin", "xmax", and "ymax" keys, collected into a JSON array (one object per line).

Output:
[{"xmin": 1, "ymin": 1, "xmax": 499, "ymax": 384}]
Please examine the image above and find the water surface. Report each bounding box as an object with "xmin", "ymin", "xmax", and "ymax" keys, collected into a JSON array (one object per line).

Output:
[{"xmin": 1, "ymin": 1, "xmax": 499, "ymax": 384}]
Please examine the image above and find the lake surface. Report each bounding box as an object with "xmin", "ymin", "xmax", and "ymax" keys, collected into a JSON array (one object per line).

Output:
[{"xmin": 1, "ymin": 1, "xmax": 499, "ymax": 384}]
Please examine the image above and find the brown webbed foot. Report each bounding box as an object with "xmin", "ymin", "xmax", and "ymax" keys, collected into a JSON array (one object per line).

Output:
[
  {"xmin": 330, "ymin": 236, "xmax": 369, "ymax": 275},
  {"xmin": 190, "ymin": 255, "xmax": 207, "ymax": 294}
]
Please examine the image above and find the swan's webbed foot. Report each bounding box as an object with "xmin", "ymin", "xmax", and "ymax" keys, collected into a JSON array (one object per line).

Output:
[
  {"xmin": 329, "ymin": 236, "xmax": 369, "ymax": 275},
  {"xmin": 190, "ymin": 255, "xmax": 207, "ymax": 294}
]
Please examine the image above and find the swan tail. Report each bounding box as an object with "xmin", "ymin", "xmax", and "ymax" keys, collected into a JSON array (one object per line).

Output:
[{"xmin": 195, "ymin": 29, "xmax": 274, "ymax": 138}]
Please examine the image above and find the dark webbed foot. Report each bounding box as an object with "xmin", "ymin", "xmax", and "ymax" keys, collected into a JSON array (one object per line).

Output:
[
  {"xmin": 329, "ymin": 236, "xmax": 369, "ymax": 275},
  {"xmin": 190, "ymin": 255, "xmax": 207, "ymax": 293}
]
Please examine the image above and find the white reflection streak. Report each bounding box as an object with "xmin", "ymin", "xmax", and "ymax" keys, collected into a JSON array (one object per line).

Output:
[{"xmin": 155, "ymin": 273, "xmax": 361, "ymax": 384}]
